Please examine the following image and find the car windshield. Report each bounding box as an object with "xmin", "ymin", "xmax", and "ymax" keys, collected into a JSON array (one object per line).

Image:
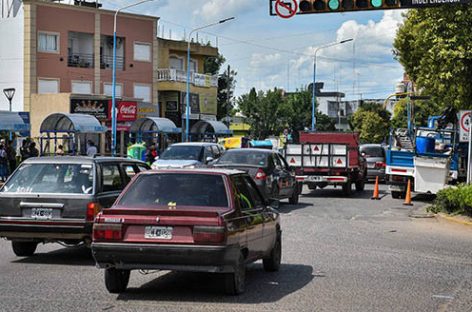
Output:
[
  {"xmin": 159, "ymin": 146, "xmax": 204, "ymax": 161},
  {"xmin": 1, "ymin": 163, "xmax": 94, "ymax": 194},
  {"xmin": 118, "ymin": 174, "xmax": 228, "ymax": 208},
  {"xmin": 361, "ymin": 146, "xmax": 385, "ymax": 158},
  {"xmin": 216, "ymin": 150, "xmax": 268, "ymax": 167}
]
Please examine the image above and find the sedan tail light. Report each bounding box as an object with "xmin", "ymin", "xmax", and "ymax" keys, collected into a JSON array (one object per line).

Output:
[
  {"xmin": 375, "ymin": 162, "xmax": 386, "ymax": 168},
  {"xmin": 255, "ymin": 168, "xmax": 267, "ymax": 181},
  {"xmin": 86, "ymin": 202, "xmax": 102, "ymax": 222},
  {"xmin": 193, "ymin": 225, "xmax": 226, "ymax": 244},
  {"xmin": 93, "ymin": 223, "xmax": 123, "ymax": 241}
]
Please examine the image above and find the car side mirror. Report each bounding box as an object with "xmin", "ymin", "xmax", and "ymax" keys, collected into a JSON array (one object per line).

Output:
[
  {"xmin": 206, "ymin": 156, "xmax": 214, "ymax": 164},
  {"xmin": 268, "ymin": 198, "xmax": 280, "ymax": 210}
]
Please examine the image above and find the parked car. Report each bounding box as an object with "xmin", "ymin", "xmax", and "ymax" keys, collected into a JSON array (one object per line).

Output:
[
  {"xmin": 212, "ymin": 148, "xmax": 299, "ymax": 204},
  {"xmin": 151, "ymin": 142, "xmax": 224, "ymax": 169},
  {"xmin": 92, "ymin": 169, "xmax": 281, "ymax": 295},
  {"xmin": 360, "ymin": 144, "xmax": 386, "ymax": 181},
  {"xmin": 0, "ymin": 156, "xmax": 149, "ymax": 257}
]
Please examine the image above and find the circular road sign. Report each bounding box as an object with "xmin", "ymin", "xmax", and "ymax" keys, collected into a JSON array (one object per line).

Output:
[
  {"xmin": 275, "ymin": 0, "xmax": 298, "ymax": 19},
  {"xmin": 460, "ymin": 111, "xmax": 471, "ymax": 132}
]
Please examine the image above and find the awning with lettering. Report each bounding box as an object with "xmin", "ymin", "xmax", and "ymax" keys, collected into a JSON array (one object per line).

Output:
[
  {"xmin": 40, "ymin": 113, "xmax": 107, "ymax": 133},
  {"xmin": 129, "ymin": 117, "xmax": 180, "ymax": 134},
  {"xmin": 0, "ymin": 111, "xmax": 30, "ymax": 132}
]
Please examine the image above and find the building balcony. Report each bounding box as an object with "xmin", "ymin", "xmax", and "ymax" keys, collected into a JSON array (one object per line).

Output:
[
  {"xmin": 68, "ymin": 52, "xmax": 94, "ymax": 68},
  {"xmin": 157, "ymin": 68, "xmax": 218, "ymax": 88},
  {"xmin": 100, "ymin": 54, "xmax": 125, "ymax": 70}
]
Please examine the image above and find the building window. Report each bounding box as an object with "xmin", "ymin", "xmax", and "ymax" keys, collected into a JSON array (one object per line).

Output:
[
  {"xmin": 104, "ymin": 83, "xmax": 123, "ymax": 98},
  {"xmin": 169, "ymin": 55, "xmax": 184, "ymax": 70},
  {"xmin": 38, "ymin": 78, "xmax": 59, "ymax": 94},
  {"xmin": 71, "ymin": 81, "xmax": 92, "ymax": 94},
  {"xmin": 38, "ymin": 32, "xmax": 59, "ymax": 53},
  {"xmin": 189, "ymin": 59, "xmax": 197, "ymax": 73},
  {"xmin": 133, "ymin": 42, "xmax": 151, "ymax": 62},
  {"xmin": 133, "ymin": 84, "xmax": 151, "ymax": 103}
]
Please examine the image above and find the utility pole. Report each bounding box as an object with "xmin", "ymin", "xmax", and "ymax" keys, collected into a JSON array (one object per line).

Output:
[{"xmin": 226, "ymin": 65, "xmax": 231, "ymax": 126}]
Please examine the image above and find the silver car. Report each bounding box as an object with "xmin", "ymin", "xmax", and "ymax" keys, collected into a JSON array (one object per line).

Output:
[
  {"xmin": 360, "ymin": 144, "xmax": 386, "ymax": 181},
  {"xmin": 151, "ymin": 142, "xmax": 224, "ymax": 169}
]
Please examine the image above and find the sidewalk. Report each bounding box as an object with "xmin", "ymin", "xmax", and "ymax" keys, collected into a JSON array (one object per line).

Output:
[{"xmin": 409, "ymin": 205, "xmax": 472, "ymax": 226}]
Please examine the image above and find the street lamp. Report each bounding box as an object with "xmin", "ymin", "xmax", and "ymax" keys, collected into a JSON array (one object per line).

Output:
[
  {"xmin": 311, "ymin": 38, "xmax": 353, "ymax": 131},
  {"xmin": 184, "ymin": 17, "xmax": 235, "ymax": 142},
  {"xmin": 112, "ymin": 0, "xmax": 155, "ymax": 157},
  {"xmin": 3, "ymin": 88, "xmax": 15, "ymax": 112}
]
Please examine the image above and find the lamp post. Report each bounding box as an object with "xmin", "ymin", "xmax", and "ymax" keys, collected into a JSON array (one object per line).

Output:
[
  {"xmin": 184, "ymin": 17, "xmax": 235, "ymax": 142},
  {"xmin": 3, "ymin": 88, "xmax": 15, "ymax": 112},
  {"xmin": 112, "ymin": 0, "xmax": 154, "ymax": 156},
  {"xmin": 311, "ymin": 38, "xmax": 353, "ymax": 131}
]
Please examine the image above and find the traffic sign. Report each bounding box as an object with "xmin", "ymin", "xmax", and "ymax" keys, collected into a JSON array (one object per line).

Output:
[
  {"xmin": 274, "ymin": 0, "xmax": 298, "ymax": 18},
  {"xmin": 459, "ymin": 110, "xmax": 471, "ymax": 143}
]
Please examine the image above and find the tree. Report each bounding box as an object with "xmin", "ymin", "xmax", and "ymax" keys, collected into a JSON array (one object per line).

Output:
[
  {"xmin": 238, "ymin": 88, "xmax": 285, "ymax": 139},
  {"xmin": 217, "ymin": 65, "xmax": 237, "ymax": 121},
  {"xmin": 350, "ymin": 102, "xmax": 391, "ymax": 143},
  {"xmin": 393, "ymin": 7, "xmax": 472, "ymax": 109},
  {"xmin": 390, "ymin": 98, "xmax": 441, "ymax": 129}
]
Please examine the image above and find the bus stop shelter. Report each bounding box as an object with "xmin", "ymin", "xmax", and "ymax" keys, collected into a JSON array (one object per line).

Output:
[
  {"xmin": 39, "ymin": 113, "xmax": 106, "ymax": 155},
  {"xmin": 190, "ymin": 120, "xmax": 232, "ymax": 141},
  {"xmin": 129, "ymin": 117, "xmax": 180, "ymax": 146},
  {"xmin": 0, "ymin": 111, "xmax": 30, "ymax": 133}
]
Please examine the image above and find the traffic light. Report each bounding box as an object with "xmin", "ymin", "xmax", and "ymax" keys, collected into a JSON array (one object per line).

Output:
[{"xmin": 298, "ymin": 0, "xmax": 402, "ymax": 13}]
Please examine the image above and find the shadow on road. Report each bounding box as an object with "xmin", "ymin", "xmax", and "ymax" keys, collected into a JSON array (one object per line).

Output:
[
  {"xmin": 301, "ymin": 188, "xmax": 380, "ymax": 200},
  {"xmin": 278, "ymin": 201, "xmax": 313, "ymax": 213},
  {"xmin": 13, "ymin": 245, "xmax": 94, "ymax": 266},
  {"xmin": 117, "ymin": 263, "xmax": 315, "ymax": 303}
]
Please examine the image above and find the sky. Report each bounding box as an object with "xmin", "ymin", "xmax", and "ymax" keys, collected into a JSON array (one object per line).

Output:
[{"xmin": 100, "ymin": 0, "xmax": 407, "ymax": 100}]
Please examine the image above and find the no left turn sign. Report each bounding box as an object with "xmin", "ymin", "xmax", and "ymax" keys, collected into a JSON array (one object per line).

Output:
[{"xmin": 275, "ymin": 0, "xmax": 298, "ymax": 19}]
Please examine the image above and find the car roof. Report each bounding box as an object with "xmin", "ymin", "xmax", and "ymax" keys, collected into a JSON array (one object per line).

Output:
[
  {"xmin": 140, "ymin": 168, "xmax": 246, "ymax": 176},
  {"xmin": 22, "ymin": 156, "xmax": 145, "ymax": 165},
  {"xmin": 169, "ymin": 142, "xmax": 218, "ymax": 147},
  {"xmin": 224, "ymin": 148, "xmax": 274, "ymax": 154}
]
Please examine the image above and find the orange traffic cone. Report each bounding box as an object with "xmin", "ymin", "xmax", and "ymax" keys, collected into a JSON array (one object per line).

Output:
[
  {"xmin": 371, "ymin": 176, "xmax": 380, "ymax": 200},
  {"xmin": 403, "ymin": 179, "xmax": 413, "ymax": 206}
]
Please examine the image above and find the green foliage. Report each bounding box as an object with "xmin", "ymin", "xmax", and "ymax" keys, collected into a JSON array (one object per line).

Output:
[
  {"xmin": 391, "ymin": 98, "xmax": 442, "ymax": 129},
  {"xmin": 350, "ymin": 102, "xmax": 391, "ymax": 143},
  {"xmin": 433, "ymin": 184, "xmax": 472, "ymax": 216},
  {"xmin": 393, "ymin": 7, "xmax": 472, "ymax": 109},
  {"xmin": 217, "ymin": 65, "xmax": 237, "ymax": 120}
]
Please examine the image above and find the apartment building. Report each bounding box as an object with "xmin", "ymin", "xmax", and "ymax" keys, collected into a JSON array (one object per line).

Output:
[{"xmin": 156, "ymin": 38, "xmax": 219, "ymax": 132}]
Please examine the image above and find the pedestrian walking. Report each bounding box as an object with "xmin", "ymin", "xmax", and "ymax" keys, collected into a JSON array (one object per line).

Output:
[
  {"xmin": 20, "ymin": 139, "xmax": 30, "ymax": 162},
  {"xmin": 5, "ymin": 140, "xmax": 16, "ymax": 174},
  {"xmin": 29, "ymin": 142, "xmax": 39, "ymax": 158},
  {"xmin": 0, "ymin": 143, "xmax": 8, "ymax": 182},
  {"xmin": 145, "ymin": 143, "xmax": 158, "ymax": 165},
  {"xmin": 86, "ymin": 140, "xmax": 97, "ymax": 157}
]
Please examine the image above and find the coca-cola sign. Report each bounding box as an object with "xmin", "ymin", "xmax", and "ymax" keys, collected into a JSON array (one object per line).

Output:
[{"xmin": 108, "ymin": 101, "xmax": 137, "ymax": 121}]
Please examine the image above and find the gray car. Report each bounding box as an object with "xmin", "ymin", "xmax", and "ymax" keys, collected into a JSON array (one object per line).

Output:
[
  {"xmin": 0, "ymin": 156, "xmax": 149, "ymax": 257},
  {"xmin": 359, "ymin": 144, "xmax": 386, "ymax": 181},
  {"xmin": 151, "ymin": 142, "xmax": 224, "ymax": 169}
]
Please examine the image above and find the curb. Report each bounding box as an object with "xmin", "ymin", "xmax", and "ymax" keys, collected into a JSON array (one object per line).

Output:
[
  {"xmin": 408, "ymin": 205, "xmax": 435, "ymax": 218},
  {"xmin": 437, "ymin": 213, "xmax": 472, "ymax": 227}
]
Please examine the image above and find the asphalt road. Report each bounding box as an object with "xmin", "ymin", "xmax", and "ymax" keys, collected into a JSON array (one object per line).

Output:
[{"xmin": 0, "ymin": 184, "xmax": 471, "ymax": 312}]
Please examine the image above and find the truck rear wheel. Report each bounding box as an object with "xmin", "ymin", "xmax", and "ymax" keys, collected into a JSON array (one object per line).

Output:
[{"xmin": 355, "ymin": 179, "xmax": 365, "ymax": 192}]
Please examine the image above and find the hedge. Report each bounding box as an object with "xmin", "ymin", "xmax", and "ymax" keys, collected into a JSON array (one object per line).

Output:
[{"xmin": 430, "ymin": 184, "xmax": 472, "ymax": 217}]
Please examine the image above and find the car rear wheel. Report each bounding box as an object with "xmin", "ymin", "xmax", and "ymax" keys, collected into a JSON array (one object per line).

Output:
[
  {"xmin": 225, "ymin": 253, "xmax": 246, "ymax": 295},
  {"xmin": 288, "ymin": 186, "xmax": 299, "ymax": 204},
  {"xmin": 263, "ymin": 233, "xmax": 282, "ymax": 272},
  {"xmin": 104, "ymin": 268, "xmax": 130, "ymax": 294},
  {"xmin": 355, "ymin": 179, "xmax": 365, "ymax": 192},
  {"xmin": 12, "ymin": 241, "xmax": 37, "ymax": 257}
]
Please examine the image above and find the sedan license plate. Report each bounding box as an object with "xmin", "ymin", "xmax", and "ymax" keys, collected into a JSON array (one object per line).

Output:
[
  {"xmin": 144, "ymin": 226, "xmax": 173, "ymax": 239},
  {"xmin": 31, "ymin": 208, "xmax": 53, "ymax": 220},
  {"xmin": 308, "ymin": 176, "xmax": 323, "ymax": 182}
]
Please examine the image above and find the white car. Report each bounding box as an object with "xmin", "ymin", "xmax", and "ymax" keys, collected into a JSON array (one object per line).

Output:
[{"xmin": 152, "ymin": 142, "xmax": 224, "ymax": 169}]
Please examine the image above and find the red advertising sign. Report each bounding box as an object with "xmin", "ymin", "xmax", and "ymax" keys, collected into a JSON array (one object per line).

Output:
[{"xmin": 108, "ymin": 101, "xmax": 137, "ymax": 122}]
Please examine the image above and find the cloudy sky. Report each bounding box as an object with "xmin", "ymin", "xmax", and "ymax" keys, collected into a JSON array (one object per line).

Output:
[{"xmin": 101, "ymin": 0, "xmax": 406, "ymax": 100}]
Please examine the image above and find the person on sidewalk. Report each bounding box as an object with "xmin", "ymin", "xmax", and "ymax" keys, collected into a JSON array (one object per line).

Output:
[
  {"xmin": 86, "ymin": 140, "xmax": 98, "ymax": 157},
  {"xmin": 0, "ymin": 143, "xmax": 8, "ymax": 182}
]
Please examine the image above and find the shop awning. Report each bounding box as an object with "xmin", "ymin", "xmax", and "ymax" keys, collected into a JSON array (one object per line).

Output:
[
  {"xmin": 40, "ymin": 113, "xmax": 106, "ymax": 133},
  {"xmin": 0, "ymin": 111, "xmax": 30, "ymax": 132},
  {"xmin": 129, "ymin": 117, "xmax": 180, "ymax": 134},
  {"xmin": 191, "ymin": 120, "xmax": 232, "ymax": 135}
]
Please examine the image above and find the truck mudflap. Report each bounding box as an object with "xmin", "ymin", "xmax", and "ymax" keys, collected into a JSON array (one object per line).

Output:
[{"xmin": 296, "ymin": 175, "xmax": 348, "ymax": 184}]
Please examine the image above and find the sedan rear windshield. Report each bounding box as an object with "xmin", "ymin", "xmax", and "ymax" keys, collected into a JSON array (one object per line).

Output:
[
  {"xmin": 1, "ymin": 163, "xmax": 94, "ymax": 194},
  {"xmin": 118, "ymin": 174, "xmax": 228, "ymax": 208},
  {"xmin": 159, "ymin": 146, "xmax": 203, "ymax": 161},
  {"xmin": 360, "ymin": 146, "xmax": 385, "ymax": 158},
  {"xmin": 216, "ymin": 150, "xmax": 268, "ymax": 167}
]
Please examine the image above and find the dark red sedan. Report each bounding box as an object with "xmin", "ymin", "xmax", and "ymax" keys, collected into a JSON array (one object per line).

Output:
[{"xmin": 91, "ymin": 169, "xmax": 281, "ymax": 295}]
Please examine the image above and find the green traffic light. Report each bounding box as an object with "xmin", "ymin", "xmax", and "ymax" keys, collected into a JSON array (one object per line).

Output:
[
  {"xmin": 328, "ymin": 0, "xmax": 340, "ymax": 10},
  {"xmin": 371, "ymin": 0, "xmax": 382, "ymax": 7}
]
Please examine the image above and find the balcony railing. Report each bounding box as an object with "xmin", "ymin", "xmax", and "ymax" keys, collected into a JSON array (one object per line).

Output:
[
  {"xmin": 157, "ymin": 68, "xmax": 218, "ymax": 88},
  {"xmin": 100, "ymin": 55, "xmax": 125, "ymax": 70},
  {"xmin": 68, "ymin": 53, "xmax": 94, "ymax": 68}
]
